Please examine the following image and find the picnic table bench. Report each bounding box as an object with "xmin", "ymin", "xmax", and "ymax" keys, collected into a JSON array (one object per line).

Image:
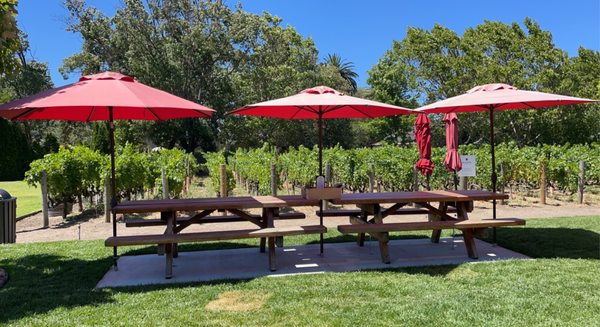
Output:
[
  {"xmin": 317, "ymin": 205, "xmax": 459, "ymax": 217},
  {"xmin": 330, "ymin": 190, "xmax": 525, "ymax": 263},
  {"xmin": 108, "ymin": 195, "xmax": 322, "ymax": 278},
  {"xmin": 125, "ymin": 211, "xmax": 305, "ymax": 227}
]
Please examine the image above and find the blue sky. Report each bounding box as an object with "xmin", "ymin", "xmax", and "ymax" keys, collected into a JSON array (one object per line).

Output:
[{"xmin": 17, "ymin": 0, "xmax": 600, "ymax": 87}]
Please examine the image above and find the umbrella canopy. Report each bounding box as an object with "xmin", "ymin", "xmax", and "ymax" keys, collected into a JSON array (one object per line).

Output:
[
  {"xmin": 0, "ymin": 71, "xmax": 215, "ymax": 268},
  {"xmin": 415, "ymin": 113, "xmax": 435, "ymax": 177},
  {"xmin": 417, "ymin": 83, "xmax": 595, "ymax": 113},
  {"xmin": 443, "ymin": 113, "xmax": 462, "ymax": 173},
  {"xmin": 229, "ymin": 86, "xmax": 413, "ymax": 176},
  {"xmin": 230, "ymin": 85, "xmax": 413, "ymax": 253},
  {"xmin": 0, "ymin": 71, "xmax": 214, "ymax": 121},
  {"xmin": 230, "ymin": 85, "xmax": 413, "ymax": 120},
  {"xmin": 417, "ymin": 83, "xmax": 596, "ymax": 242}
]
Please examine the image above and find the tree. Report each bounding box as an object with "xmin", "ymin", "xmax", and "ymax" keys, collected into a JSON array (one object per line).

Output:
[
  {"xmin": 0, "ymin": 27, "xmax": 56, "ymax": 180},
  {"xmin": 61, "ymin": 0, "xmax": 355, "ymax": 151},
  {"xmin": 368, "ymin": 19, "xmax": 600, "ymax": 146},
  {"xmin": 324, "ymin": 53, "xmax": 358, "ymax": 94},
  {"xmin": 0, "ymin": 0, "xmax": 20, "ymax": 76}
]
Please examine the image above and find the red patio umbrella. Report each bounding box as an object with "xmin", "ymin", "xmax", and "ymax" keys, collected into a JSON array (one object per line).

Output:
[
  {"xmin": 0, "ymin": 71, "xmax": 215, "ymax": 266},
  {"xmin": 417, "ymin": 83, "xmax": 596, "ymax": 241},
  {"xmin": 229, "ymin": 85, "xmax": 414, "ymax": 253},
  {"xmin": 443, "ymin": 113, "xmax": 462, "ymax": 189},
  {"xmin": 415, "ymin": 114, "xmax": 435, "ymax": 186}
]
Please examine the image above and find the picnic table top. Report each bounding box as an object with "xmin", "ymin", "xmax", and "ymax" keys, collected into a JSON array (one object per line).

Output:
[
  {"xmin": 113, "ymin": 190, "xmax": 506, "ymax": 214},
  {"xmin": 330, "ymin": 190, "xmax": 508, "ymax": 205},
  {"xmin": 113, "ymin": 195, "xmax": 320, "ymax": 214}
]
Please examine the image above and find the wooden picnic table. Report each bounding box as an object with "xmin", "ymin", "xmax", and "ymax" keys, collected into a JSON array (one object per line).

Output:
[
  {"xmin": 109, "ymin": 195, "xmax": 322, "ymax": 277},
  {"xmin": 330, "ymin": 190, "xmax": 523, "ymax": 263}
]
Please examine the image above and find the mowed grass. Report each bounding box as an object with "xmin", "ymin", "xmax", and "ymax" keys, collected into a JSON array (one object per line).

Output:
[
  {"xmin": 0, "ymin": 181, "xmax": 41, "ymax": 217},
  {"xmin": 0, "ymin": 216, "xmax": 599, "ymax": 326}
]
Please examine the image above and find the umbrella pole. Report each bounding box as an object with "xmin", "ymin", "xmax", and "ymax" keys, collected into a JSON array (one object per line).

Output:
[
  {"xmin": 489, "ymin": 107, "xmax": 497, "ymax": 245},
  {"xmin": 453, "ymin": 171, "xmax": 459, "ymax": 191},
  {"xmin": 108, "ymin": 107, "xmax": 118, "ymax": 269},
  {"xmin": 318, "ymin": 114, "xmax": 324, "ymax": 254}
]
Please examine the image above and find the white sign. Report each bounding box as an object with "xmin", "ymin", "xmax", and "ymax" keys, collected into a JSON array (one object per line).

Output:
[{"xmin": 458, "ymin": 155, "xmax": 476, "ymax": 177}]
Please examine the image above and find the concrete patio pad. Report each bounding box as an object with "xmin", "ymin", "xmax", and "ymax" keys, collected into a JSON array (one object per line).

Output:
[{"xmin": 96, "ymin": 238, "xmax": 529, "ymax": 288}]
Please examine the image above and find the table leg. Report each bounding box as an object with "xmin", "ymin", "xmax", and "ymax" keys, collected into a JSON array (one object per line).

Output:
[
  {"xmin": 164, "ymin": 211, "xmax": 176, "ymax": 279},
  {"xmin": 357, "ymin": 212, "xmax": 367, "ymax": 247},
  {"xmin": 373, "ymin": 204, "xmax": 390, "ymax": 264},
  {"xmin": 462, "ymin": 228, "xmax": 478, "ymax": 259},
  {"xmin": 264, "ymin": 208, "xmax": 277, "ymax": 271},
  {"xmin": 430, "ymin": 202, "xmax": 447, "ymax": 243},
  {"xmin": 275, "ymin": 236, "xmax": 284, "ymax": 247},
  {"xmin": 268, "ymin": 237, "xmax": 276, "ymax": 271},
  {"xmin": 157, "ymin": 211, "xmax": 169, "ymax": 256},
  {"xmin": 259, "ymin": 208, "xmax": 267, "ymax": 253},
  {"xmin": 457, "ymin": 202, "xmax": 478, "ymax": 259}
]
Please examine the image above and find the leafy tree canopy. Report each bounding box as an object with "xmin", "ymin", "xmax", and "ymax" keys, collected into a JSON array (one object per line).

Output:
[{"xmin": 368, "ymin": 18, "xmax": 600, "ymax": 146}]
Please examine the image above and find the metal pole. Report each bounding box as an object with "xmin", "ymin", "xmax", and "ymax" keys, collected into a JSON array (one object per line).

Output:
[
  {"xmin": 108, "ymin": 107, "xmax": 118, "ymax": 269},
  {"xmin": 318, "ymin": 114, "xmax": 324, "ymax": 254},
  {"xmin": 489, "ymin": 107, "xmax": 497, "ymax": 244},
  {"xmin": 318, "ymin": 114, "xmax": 324, "ymax": 176}
]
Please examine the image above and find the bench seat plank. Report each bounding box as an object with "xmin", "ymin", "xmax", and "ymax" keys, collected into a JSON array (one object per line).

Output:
[
  {"xmin": 338, "ymin": 218, "xmax": 525, "ymax": 234},
  {"xmin": 318, "ymin": 206, "xmax": 457, "ymax": 217},
  {"xmin": 125, "ymin": 212, "xmax": 306, "ymax": 227},
  {"xmin": 106, "ymin": 225, "xmax": 327, "ymax": 247}
]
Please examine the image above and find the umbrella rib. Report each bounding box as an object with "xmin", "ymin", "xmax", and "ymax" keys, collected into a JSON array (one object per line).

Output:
[
  {"xmin": 195, "ymin": 109, "xmax": 212, "ymax": 119},
  {"xmin": 322, "ymin": 105, "xmax": 345, "ymax": 114},
  {"xmin": 289, "ymin": 107, "xmax": 303, "ymax": 119},
  {"xmin": 520, "ymin": 102, "xmax": 537, "ymax": 109},
  {"xmin": 294, "ymin": 105, "xmax": 319, "ymax": 115},
  {"xmin": 227, "ymin": 106, "xmax": 252, "ymax": 115},
  {"xmin": 146, "ymin": 107, "xmax": 162, "ymax": 121},
  {"xmin": 348, "ymin": 105, "xmax": 374, "ymax": 118},
  {"xmin": 11, "ymin": 108, "xmax": 37, "ymax": 120},
  {"xmin": 85, "ymin": 106, "xmax": 96, "ymax": 122}
]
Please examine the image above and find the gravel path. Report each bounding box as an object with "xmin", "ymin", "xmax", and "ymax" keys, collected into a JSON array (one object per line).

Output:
[{"xmin": 15, "ymin": 201, "xmax": 600, "ymax": 244}]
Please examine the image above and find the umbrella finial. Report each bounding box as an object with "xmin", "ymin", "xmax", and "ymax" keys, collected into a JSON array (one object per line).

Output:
[
  {"xmin": 80, "ymin": 71, "xmax": 135, "ymax": 82},
  {"xmin": 466, "ymin": 83, "xmax": 517, "ymax": 94},
  {"xmin": 301, "ymin": 86, "xmax": 343, "ymax": 96}
]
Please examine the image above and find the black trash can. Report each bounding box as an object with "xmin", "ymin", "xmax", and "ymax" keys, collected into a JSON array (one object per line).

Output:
[{"xmin": 0, "ymin": 189, "xmax": 17, "ymax": 243}]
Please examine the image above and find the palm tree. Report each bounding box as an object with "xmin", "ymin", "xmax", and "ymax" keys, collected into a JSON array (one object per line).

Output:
[{"xmin": 325, "ymin": 54, "xmax": 358, "ymax": 94}]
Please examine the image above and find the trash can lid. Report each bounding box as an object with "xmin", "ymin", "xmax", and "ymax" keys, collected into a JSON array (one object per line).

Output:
[{"xmin": 0, "ymin": 189, "xmax": 11, "ymax": 200}]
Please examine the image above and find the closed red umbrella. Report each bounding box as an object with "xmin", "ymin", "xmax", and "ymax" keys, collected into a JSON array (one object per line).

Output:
[
  {"xmin": 415, "ymin": 113, "xmax": 435, "ymax": 179},
  {"xmin": 443, "ymin": 113, "xmax": 462, "ymax": 190},
  {"xmin": 0, "ymin": 71, "xmax": 215, "ymax": 267},
  {"xmin": 230, "ymin": 85, "xmax": 414, "ymax": 253},
  {"xmin": 418, "ymin": 83, "xmax": 596, "ymax": 241}
]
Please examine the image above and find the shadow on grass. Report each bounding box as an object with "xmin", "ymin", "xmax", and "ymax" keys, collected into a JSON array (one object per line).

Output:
[
  {"xmin": 480, "ymin": 227, "xmax": 600, "ymax": 259},
  {"xmin": 0, "ymin": 254, "xmax": 114, "ymax": 324}
]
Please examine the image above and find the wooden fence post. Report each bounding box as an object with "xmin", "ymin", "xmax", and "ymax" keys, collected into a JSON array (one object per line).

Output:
[
  {"xmin": 368, "ymin": 163, "xmax": 375, "ymax": 193},
  {"xmin": 323, "ymin": 163, "xmax": 332, "ymax": 210},
  {"xmin": 412, "ymin": 166, "xmax": 419, "ymax": 192},
  {"xmin": 104, "ymin": 175, "xmax": 111, "ymax": 223},
  {"xmin": 270, "ymin": 163, "xmax": 277, "ymax": 196},
  {"xmin": 219, "ymin": 164, "xmax": 227, "ymax": 197},
  {"xmin": 184, "ymin": 159, "xmax": 190, "ymax": 195},
  {"xmin": 539, "ymin": 160, "xmax": 547, "ymax": 205},
  {"xmin": 578, "ymin": 160, "xmax": 586, "ymax": 204},
  {"xmin": 161, "ymin": 168, "xmax": 169, "ymax": 199},
  {"xmin": 41, "ymin": 169, "xmax": 49, "ymax": 228},
  {"xmin": 459, "ymin": 176, "xmax": 468, "ymax": 190},
  {"xmin": 325, "ymin": 163, "xmax": 332, "ymax": 186}
]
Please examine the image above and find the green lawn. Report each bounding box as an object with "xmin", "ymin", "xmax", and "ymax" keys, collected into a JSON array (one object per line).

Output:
[
  {"xmin": 0, "ymin": 181, "xmax": 41, "ymax": 217},
  {"xmin": 0, "ymin": 216, "xmax": 599, "ymax": 326}
]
